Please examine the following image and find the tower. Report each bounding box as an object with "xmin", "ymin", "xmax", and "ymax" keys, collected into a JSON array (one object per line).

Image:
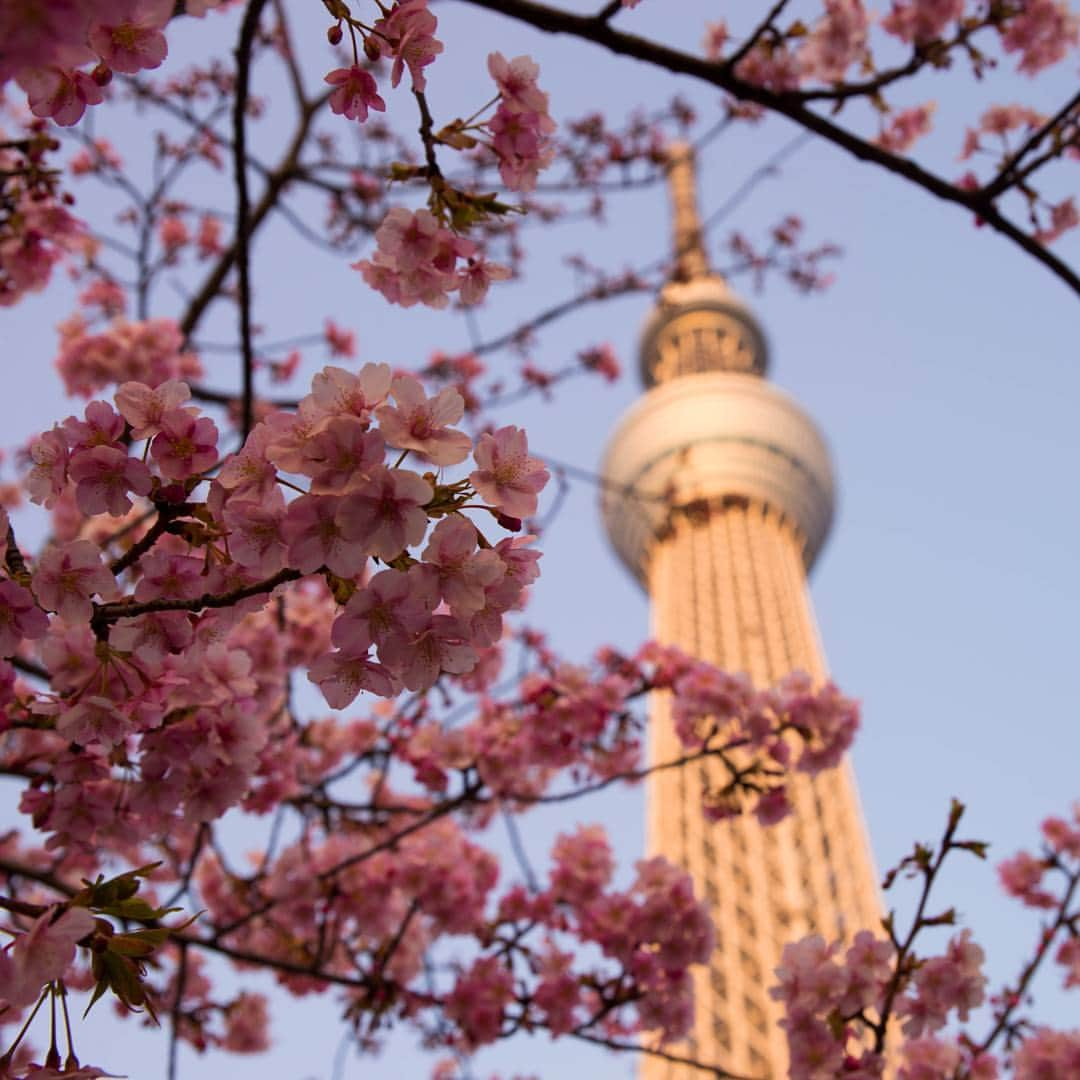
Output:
[{"xmin": 600, "ymin": 146, "xmax": 882, "ymax": 1078}]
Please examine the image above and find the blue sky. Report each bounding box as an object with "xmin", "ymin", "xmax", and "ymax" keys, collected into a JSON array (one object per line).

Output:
[{"xmin": 3, "ymin": 1, "xmax": 1079, "ymax": 1077}]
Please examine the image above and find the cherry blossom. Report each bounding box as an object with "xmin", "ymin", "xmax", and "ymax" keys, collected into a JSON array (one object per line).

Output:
[
  {"xmin": 0, "ymin": 578, "xmax": 49, "ymax": 656},
  {"xmin": 150, "ymin": 408, "xmax": 219, "ymax": 480},
  {"xmin": 18, "ymin": 68, "xmax": 104, "ymax": 128},
  {"xmin": 469, "ymin": 426, "xmax": 549, "ymax": 519},
  {"xmin": 375, "ymin": 374, "xmax": 472, "ymax": 465},
  {"xmin": 0, "ymin": 905, "xmax": 96, "ymax": 1008},
  {"xmin": 373, "ymin": 0, "xmax": 444, "ymax": 92},
  {"xmin": 32, "ymin": 539, "xmax": 118, "ymax": 622},
  {"xmin": 325, "ymin": 65, "xmax": 386, "ymax": 124},
  {"xmin": 87, "ymin": 0, "xmax": 171, "ymax": 75},
  {"xmin": 336, "ymin": 466, "xmax": 433, "ymax": 560}
]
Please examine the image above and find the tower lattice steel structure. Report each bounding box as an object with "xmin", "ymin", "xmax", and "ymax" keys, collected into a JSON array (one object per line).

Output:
[{"xmin": 600, "ymin": 146, "xmax": 882, "ymax": 1079}]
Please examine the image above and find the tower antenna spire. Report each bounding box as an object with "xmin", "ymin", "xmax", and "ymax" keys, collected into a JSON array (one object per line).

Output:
[{"xmin": 667, "ymin": 141, "xmax": 710, "ymax": 282}]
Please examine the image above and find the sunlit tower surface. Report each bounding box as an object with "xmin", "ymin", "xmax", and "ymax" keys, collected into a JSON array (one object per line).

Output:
[{"xmin": 600, "ymin": 146, "xmax": 882, "ymax": 1078}]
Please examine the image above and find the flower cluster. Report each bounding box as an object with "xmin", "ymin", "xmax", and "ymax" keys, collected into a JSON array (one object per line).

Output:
[
  {"xmin": 54, "ymin": 316, "xmax": 204, "ymax": 399},
  {"xmin": 2, "ymin": 366, "xmax": 553, "ymax": 858},
  {"xmin": 6, "ymin": 0, "xmax": 224, "ymax": 127},
  {"xmin": 353, "ymin": 208, "xmax": 511, "ymax": 309},
  {"xmin": 769, "ymin": 800, "xmax": 1080, "ymax": 1080},
  {"xmin": 0, "ymin": 126, "xmax": 84, "ymax": 307},
  {"xmin": 485, "ymin": 53, "xmax": 556, "ymax": 193}
]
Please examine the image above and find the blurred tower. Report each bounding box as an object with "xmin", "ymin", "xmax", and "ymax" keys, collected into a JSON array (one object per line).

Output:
[{"xmin": 600, "ymin": 145, "xmax": 881, "ymax": 1078}]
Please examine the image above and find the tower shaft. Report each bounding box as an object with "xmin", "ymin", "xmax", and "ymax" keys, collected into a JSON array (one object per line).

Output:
[
  {"xmin": 643, "ymin": 501, "xmax": 881, "ymax": 1079},
  {"xmin": 600, "ymin": 143, "xmax": 885, "ymax": 1079}
]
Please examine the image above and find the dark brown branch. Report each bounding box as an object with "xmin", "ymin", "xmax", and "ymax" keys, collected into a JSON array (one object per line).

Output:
[
  {"xmin": 91, "ymin": 567, "xmax": 301, "ymax": 637},
  {"xmin": 724, "ymin": 0, "xmax": 791, "ymax": 71},
  {"xmin": 232, "ymin": 0, "xmax": 271, "ymax": 441},
  {"xmin": 593, "ymin": 0, "xmax": 623, "ymax": 22},
  {"xmin": 455, "ymin": 0, "xmax": 1080, "ymax": 298},
  {"xmin": 8, "ymin": 655, "xmax": 51, "ymax": 682}
]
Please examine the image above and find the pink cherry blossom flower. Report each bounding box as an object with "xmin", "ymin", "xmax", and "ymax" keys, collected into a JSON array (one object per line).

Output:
[
  {"xmin": 197, "ymin": 213, "xmax": 223, "ymax": 257},
  {"xmin": 283, "ymin": 494, "xmax": 367, "ymax": 578},
  {"xmin": 1035, "ymin": 197, "xmax": 1079, "ymax": 245},
  {"xmin": 488, "ymin": 104, "xmax": 556, "ymax": 193},
  {"xmin": 224, "ymin": 496, "xmax": 287, "ymax": 575},
  {"xmin": 0, "ymin": 905, "xmax": 95, "ymax": 1009},
  {"xmin": 1000, "ymin": 0, "xmax": 1079, "ymax": 75},
  {"xmin": 222, "ymin": 991, "xmax": 271, "ymax": 1053},
  {"xmin": 882, "ymin": 0, "xmax": 964, "ymax": 45},
  {"xmin": 68, "ymin": 444, "xmax": 153, "ymax": 516},
  {"xmin": 703, "ymin": 20, "xmax": 729, "ymax": 59},
  {"xmin": 375, "ymin": 375, "xmax": 472, "ymax": 465},
  {"xmin": 1056, "ymin": 937, "xmax": 1080, "ymax": 988},
  {"xmin": 445, "ymin": 955, "xmax": 515, "ymax": 1047},
  {"xmin": 771, "ymin": 934, "xmax": 847, "ymax": 1014},
  {"xmin": 150, "ymin": 408, "xmax": 219, "ymax": 480},
  {"xmin": 336, "ymin": 467, "xmax": 433, "ymax": 561},
  {"xmin": 88, "ymin": 0, "xmax": 172, "ymax": 74},
  {"xmin": 374, "ymin": 0, "xmax": 444, "ymax": 92},
  {"xmin": 1042, "ymin": 812, "xmax": 1080, "ymax": 857},
  {"xmin": 32, "ymin": 539, "xmax": 118, "ymax": 622},
  {"xmin": 420, "ymin": 516, "xmax": 505, "ymax": 617},
  {"xmin": 134, "ymin": 551, "xmax": 205, "ymax": 601},
  {"xmin": 897, "ymin": 1035, "xmax": 963, "ymax": 1080},
  {"xmin": 380, "ymin": 613, "xmax": 477, "ymax": 691},
  {"xmin": 310, "ymin": 362, "xmax": 392, "ymax": 423},
  {"xmin": 56, "ymin": 695, "xmax": 130, "ymax": 747},
  {"xmin": 373, "ymin": 207, "xmax": 441, "ymax": 271},
  {"xmin": 799, "ymin": 0, "xmax": 869, "ymax": 83},
  {"xmin": 469, "ymin": 425, "xmax": 549, "ymax": 519},
  {"xmin": 308, "ymin": 648, "xmax": 397, "ymax": 708},
  {"xmin": 0, "ymin": 578, "xmax": 49, "ymax": 656},
  {"xmin": 353, "ymin": 210, "xmax": 478, "ymax": 309},
  {"xmin": 458, "ymin": 254, "xmax": 512, "ymax": 305},
  {"xmin": 998, "ymin": 850, "xmax": 1057, "ymax": 908},
  {"xmin": 158, "ymin": 215, "xmax": 189, "ymax": 258},
  {"xmin": 325, "ymin": 65, "xmax": 386, "ymax": 123},
  {"xmin": 63, "ymin": 399, "xmax": 125, "ymax": 450},
  {"xmin": 216, "ymin": 422, "xmax": 279, "ymax": 501},
  {"xmin": 323, "ymin": 319, "xmax": 357, "ymax": 358},
  {"xmin": 877, "ymin": 103, "xmax": 937, "ymax": 155},
  {"xmin": 115, "ymin": 379, "xmax": 192, "ymax": 440},
  {"xmin": 25, "ymin": 426, "xmax": 70, "ymax": 508},
  {"xmin": 18, "ymin": 67, "xmax": 105, "ymax": 127},
  {"xmin": 550, "ymin": 824, "xmax": 615, "ymax": 905},
  {"xmin": 332, "ymin": 567, "xmax": 433, "ymax": 654},
  {"xmin": 299, "ymin": 418, "xmax": 385, "ymax": 494},
  {"xmin": 735, "ymin": 43, "xmax": 803, "ymax": 91},
  {"xmin": 578, "ymin": 344, "xmax": 620, "ymax": 382},
  {"xmin": 56, "ymin": 316, "xmax": 203, "ymax": 398},
  {"xmin": 1011, "ymin": 1029, "xmax": 1080, "ymax": 1079},
  {"xmin": 487, "ymin": 52, "xmax": 549, "ymax": 113},
  {"xmin": 111, "ymin": 609, "xmax": 193, "ymax": 663}
]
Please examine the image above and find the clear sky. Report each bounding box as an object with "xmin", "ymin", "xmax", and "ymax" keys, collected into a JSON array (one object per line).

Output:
[{"xmin": 3, "ymin": 2, "xmax": 1079, "ymax": 1077}]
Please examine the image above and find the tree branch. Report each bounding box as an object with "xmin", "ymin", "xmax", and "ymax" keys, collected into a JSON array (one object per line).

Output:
[
  {"xmin": 455, "ymin": 0, "xmax": 1080, "ymax": 297},
  {"xmin": 232, "ymin": 0, "xmax": 271, "ymax": 442}
]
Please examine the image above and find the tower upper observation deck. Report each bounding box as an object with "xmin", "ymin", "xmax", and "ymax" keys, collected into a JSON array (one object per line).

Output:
[{"xmin": 602, "ymin": 143, "xmax": 836, "ymax": 586}]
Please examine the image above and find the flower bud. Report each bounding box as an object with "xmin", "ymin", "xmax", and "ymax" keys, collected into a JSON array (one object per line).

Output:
[{"xmin": 327, "ymin": 23, "xmax": 343, "ymax": 45}]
